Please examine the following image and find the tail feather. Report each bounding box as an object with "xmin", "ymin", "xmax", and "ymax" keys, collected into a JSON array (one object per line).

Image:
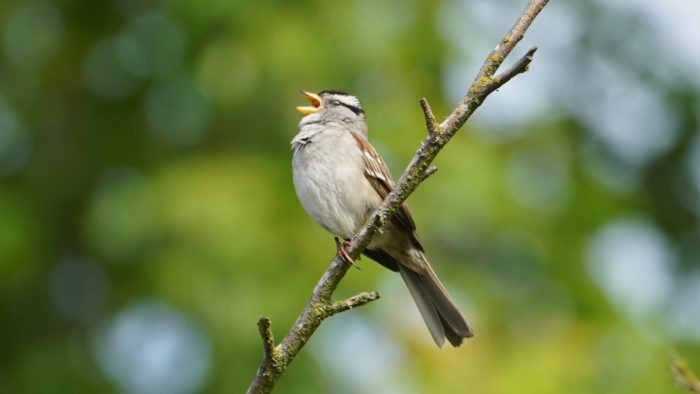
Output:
[
  {"xmin": 398, "ymin": 266, "xmax": 446, "ymax": 346},
  {"xmin": 421, "ymin": 263, "xmax": 473, "ymax": 339},
  {"xmin": 398, "ymin": 263, "xmax": 473, "ymax": 347},
  {"xmin": 440, "ymin": 314, "xmax": 466, "ymax": 347}
]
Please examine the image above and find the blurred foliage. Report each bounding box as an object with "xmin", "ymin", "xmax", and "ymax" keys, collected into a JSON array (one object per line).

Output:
[{"xmin": 1, "ymin": 0, "xmax": 699, "ymax": 393}]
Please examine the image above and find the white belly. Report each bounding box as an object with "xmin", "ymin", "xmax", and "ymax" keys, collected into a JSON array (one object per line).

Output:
[{"xmin": 292, "ymin": 131, "xmax": 372, "ymax": 239}]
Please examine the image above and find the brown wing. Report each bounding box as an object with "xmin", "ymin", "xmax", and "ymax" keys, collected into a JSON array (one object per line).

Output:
[{"xmin": 350, "ymin": 132, "xmax": 424, "ymax": 251}]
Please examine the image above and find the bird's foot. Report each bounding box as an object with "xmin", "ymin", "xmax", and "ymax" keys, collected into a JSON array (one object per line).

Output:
[{"xmin": 334, "ymin": 237, "xmax": 360, "ymax": 270}]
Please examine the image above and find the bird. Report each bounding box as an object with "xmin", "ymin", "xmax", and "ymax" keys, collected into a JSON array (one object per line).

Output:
[{"xmin": 291, "ymin": 90, "xmax": 474, "ymax": 347}]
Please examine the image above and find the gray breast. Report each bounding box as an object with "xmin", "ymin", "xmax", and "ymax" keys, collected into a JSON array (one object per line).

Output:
[{"xmin": 291, "ymin": 127, "xmax": 367, "ymax": 239}]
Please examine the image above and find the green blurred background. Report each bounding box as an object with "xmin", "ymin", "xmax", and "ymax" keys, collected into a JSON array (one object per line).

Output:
[{"xmin": 1, "ymin": 0, "xmax": 699, "ymax": 392}]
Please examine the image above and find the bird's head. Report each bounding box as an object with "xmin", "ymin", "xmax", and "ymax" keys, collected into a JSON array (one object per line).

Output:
[{"xmin": 296, "ymin": 90, "xmax": 366, "ymax": 133}]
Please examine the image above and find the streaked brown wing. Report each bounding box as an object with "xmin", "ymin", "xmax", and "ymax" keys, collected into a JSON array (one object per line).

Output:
[{"xmin": 350, "ymin": 132, "xmax": 423, "ymax": 250}]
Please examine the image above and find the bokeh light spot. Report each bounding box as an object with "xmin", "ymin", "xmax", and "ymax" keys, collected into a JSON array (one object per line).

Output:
[
  {"xmin": 0, "ymin": 98, "xmax": 32, "ymax": 176},
  {"xmin": 197, "ymin": 40, "xmax": 259, "ymax": 107},
  {"xmin": 574, "ymin": 56, "xmax": 677, "ymax": 167},
  {"xmin": 83, "ymin": 37, "xmax": 141, "ymax": 100},
  {"xmin": 587, "ymin": 218, "xmax": 675, "ymax": 320},
  {"xmin": 116, "ymin": 13, "xmax": 186, "ymax": 78},
  {"xmin": 2, "ymin": 3, "xmax": 64, "ymax": 68},
  {"xmin": 94, "ymin": 301, "xmax": 210, "ymax": 394},
  {"xmin": 86, "ymin": 167, "xmax": 160, "ymax": 262},
  {"xmin": 144, "ymin": 78, "xmax": 211, "ymax": 147},
  {"xmin": 312, "ymin": 314, "xmax": 411, "ymax": 394},
  {"xmin": 50, "ymin": 257, "xmax": 109, "ymax": 323}
]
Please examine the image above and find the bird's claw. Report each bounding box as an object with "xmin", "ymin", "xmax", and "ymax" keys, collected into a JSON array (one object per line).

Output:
[{"xmin": 334, "ymin": 237, "xmax": 360, "ymax": 270}]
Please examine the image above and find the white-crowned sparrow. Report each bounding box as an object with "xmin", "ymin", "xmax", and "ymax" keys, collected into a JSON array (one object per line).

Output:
[{"xmin": 292, "ymin": 90, "xmax": 473, "ymax": 347}]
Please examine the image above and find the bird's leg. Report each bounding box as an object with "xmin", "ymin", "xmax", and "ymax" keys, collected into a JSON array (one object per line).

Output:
[{"xmin": 334, "ymin": 237, "xmax": 360, "ymax": 270}]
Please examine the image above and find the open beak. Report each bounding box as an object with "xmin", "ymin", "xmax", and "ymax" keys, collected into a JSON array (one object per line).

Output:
[{"xmin": 296, "ymin": 91, "xmax": 322, "ymax": 115}]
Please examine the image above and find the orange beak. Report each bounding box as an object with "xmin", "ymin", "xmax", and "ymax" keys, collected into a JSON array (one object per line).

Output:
[{"xmin": 296, "ymin": 91, "xmax": 322, "ymax": 115}]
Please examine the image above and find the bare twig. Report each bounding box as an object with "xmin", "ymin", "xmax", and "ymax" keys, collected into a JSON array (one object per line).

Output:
[
  {"xmin": 329, "ymin": 291, "xmax": 382, "ymax": 315},
  {"xmin": 422, "ymin": 165, "xmax": 438, "ymax": 182},
  {"xmin": 670, "ymin": 349, "xmax": 700, "ymax": 393},
  {"xmin": 247, "ymin": 1, "xmax": 549, "ymax": 392},
  {"xmin": 494, "ymin": 47, "xmax": 538, "ymax": 88},
  {"xmin": 420, "ymin": 98, "xmax": 440, "ymax": 137},
  {"xmin": 257, "ymin": 317, "xmax": 275, "ymax": 360}
]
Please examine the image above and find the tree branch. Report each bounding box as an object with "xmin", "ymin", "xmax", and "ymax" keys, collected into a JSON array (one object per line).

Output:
[{"xmin": 247, "ymin": 1, "xmax": 549, "ymax": 392}]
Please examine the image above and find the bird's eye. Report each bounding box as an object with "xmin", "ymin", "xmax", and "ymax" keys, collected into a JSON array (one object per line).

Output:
[{"xmin": 331, "ymin": 100, "xmax": 341, "ymax": 106}]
